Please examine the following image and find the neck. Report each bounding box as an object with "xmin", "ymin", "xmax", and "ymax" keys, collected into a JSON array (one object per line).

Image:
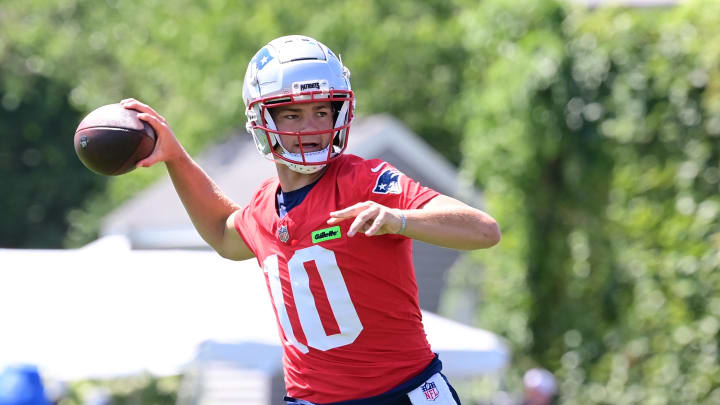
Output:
[{"xmin": 276, "ymin": 162, "xmax": 328, "ymax": 192}]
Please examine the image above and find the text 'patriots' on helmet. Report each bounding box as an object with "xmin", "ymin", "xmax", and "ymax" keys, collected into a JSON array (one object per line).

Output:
[{"xmin": 242, "ymin": 35, "xmax": 355, "ymax": 174}]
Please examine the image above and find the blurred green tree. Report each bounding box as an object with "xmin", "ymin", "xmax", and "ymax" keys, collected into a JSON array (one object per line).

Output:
[
  {"xmin": 451, "ymin": 0, "xmax": 720, "ymax": 403},
  {"xmin": 3, "ymin": 0, "xmax": 720, "ymax": 403},
  {"xmin": 63, "ymin": 374, "xmax": 179, "ymax": 405},
  {"xmin": 0, "ymin": 0, "xmax": 470, "ymax": 247},
  {"xmin": 0, "ymin": 46, "xmax": 105, "ymax": 247}
]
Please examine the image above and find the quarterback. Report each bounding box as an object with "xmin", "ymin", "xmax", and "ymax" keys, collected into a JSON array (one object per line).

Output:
[{"xmin": 122, "ymin": 35, "xmax": 500, "ymax": 405}]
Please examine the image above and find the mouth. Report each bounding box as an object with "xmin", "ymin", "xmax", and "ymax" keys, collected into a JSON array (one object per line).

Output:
[{"xmin": 297, "ymin": 142, "xmax": 322, "ymax": 152}]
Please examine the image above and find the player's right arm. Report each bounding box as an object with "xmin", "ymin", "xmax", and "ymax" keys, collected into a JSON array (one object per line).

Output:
[
  {"xmin": 164, "ymin": 154, "xmax": 254, "ymax": 261},
  {"xmin": 121, "ymin": 98, "xmax": 254, "ymax": 261}
]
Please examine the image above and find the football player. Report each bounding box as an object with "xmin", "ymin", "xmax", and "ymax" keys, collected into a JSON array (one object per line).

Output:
[{"xmin": 121, "ymin": 35, "xmax": 500, "ymax": 405}]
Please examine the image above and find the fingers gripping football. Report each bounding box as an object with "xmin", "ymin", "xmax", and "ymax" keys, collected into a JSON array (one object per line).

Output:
[
  {"xmin": 120, "ymin": 98, "xmax": 183, "ymax": 167},
  {"xmin": 328, "ymin": 201, "xmax": 404, "ymax": 237},
  {"xmin": 121, "ymin": 98, "xmax": 168, "ymax": 123}
]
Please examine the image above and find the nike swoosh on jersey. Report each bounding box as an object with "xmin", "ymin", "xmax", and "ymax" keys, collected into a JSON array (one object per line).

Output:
[{"xmin": 371, "ymin": 162, "xmax": 387, "ymax": 173}]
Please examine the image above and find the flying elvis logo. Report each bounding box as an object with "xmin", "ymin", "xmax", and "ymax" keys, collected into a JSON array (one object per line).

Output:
[
  {"xmin": 372, "ymin": 167, "xmax": 403, "ymax": 194},
  {"xmin": 253, "ymin": 47, "xmax": 274, "ymax": 71}
]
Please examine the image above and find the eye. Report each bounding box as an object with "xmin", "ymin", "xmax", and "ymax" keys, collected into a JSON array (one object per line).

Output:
[
  {"xmin": 317, "ymin": 111, "xmax": 328, "ymax": 117},
  {"xmin": 282, "ymin": 113, "xmax": 299, "ymax": 120}
]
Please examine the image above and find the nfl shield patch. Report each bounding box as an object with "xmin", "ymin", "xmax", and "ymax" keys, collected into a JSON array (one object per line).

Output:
[
  {"xmin": 422, "ymin": 381, "xmax": 440, "ymax": 401},
  {"xmin": 408, "ymin": 373, "xmax": 457, "ymax": 404},
  {"xmin": 277, "ymin": 225, "xmax": 290, "ymax": 243}
]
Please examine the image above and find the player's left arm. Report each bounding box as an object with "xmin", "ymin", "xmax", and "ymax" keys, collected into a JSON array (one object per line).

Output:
[{"xmin": 327, "ymin": 194, "xmax": 501, "ymax": 250}]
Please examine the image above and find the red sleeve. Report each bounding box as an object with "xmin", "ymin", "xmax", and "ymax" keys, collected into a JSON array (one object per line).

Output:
[
  {"xmin": 232, "ymin": 179, "xmax": 274, "ymax": 258},
  {"xmin": 399, "ymin": 173, "xmax": 440, "ymax": 209},
  {"xmin": 233, "ymin": 205, "xmax": 257, "ymax": 256}
]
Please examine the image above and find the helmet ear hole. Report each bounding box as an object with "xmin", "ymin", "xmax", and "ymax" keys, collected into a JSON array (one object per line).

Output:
[
  {"xmin": 331, "ymin": 101, "xmax": 344, "ymax": 147},
  {"xmin": 331, "ymin": 101, "xmax": 344, "ymax": 123}
]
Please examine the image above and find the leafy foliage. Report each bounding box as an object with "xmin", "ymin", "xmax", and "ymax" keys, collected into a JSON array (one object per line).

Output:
[
  {"xmin": 3, "ymin": 0, "xmax": 720, "ymax": 404},
  {"xmin": 0, "ymin": 54, "xmax": 104, "ymax": 247},
  {"xmin": 0, "ymin": 0, "xmax": 469, "ymax": 247},
  {"xmin": 60, "ymin": 374, "xmax": 179, "ymax": 405},
  {"xmin": 450, "ymin": 0, "xmax": 720, "ymax": 403}
]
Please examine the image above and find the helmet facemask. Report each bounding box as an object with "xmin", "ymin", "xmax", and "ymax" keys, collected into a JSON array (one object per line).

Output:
[{"xmin": 248, "ymin": 88, "xmax": 353, "ymax": 174}]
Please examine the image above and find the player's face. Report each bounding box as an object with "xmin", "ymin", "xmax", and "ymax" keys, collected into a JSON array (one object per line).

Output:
[{"xmin": 271, "ymin": 102, "xmax": 334, "ymax": 153}]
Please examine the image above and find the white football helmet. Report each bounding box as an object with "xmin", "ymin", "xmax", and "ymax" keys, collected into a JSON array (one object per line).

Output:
[{"xmin": 242, "ymin": 35, "xmax": 354, "ymax": 174}]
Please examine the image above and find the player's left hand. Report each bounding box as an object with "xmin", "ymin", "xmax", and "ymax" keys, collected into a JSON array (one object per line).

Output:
[{"xmin": 327, "ymin": 201, "xmax": 404, "ymax": 237}]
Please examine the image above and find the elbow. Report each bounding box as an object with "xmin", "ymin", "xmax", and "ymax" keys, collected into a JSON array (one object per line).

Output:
[
  {"xmin": 215, "ymin": 246, "xmax": 235, "ymax": 260},
  {"xmin": 215, "ymin": 244, "xmax": 246, "ymax": 261},
  {"xmin": 208, "ymin": 240, "xmax": 231, "ymax": 259},
  {"xmin": 203, "ymin": 234, "xmax": 236, "ymax": 261},
  {"xmin": 486, "ymin": 221, "xmax": 502, "ymax": 247},
  {"xmin": 468, "ymin": 218, "xmax": 501, "ymax": 250}
]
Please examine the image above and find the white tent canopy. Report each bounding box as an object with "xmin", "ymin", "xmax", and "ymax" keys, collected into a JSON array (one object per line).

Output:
[{"xmin": 0, "ymin": 237, "xmax": 508, "ymax": 381}]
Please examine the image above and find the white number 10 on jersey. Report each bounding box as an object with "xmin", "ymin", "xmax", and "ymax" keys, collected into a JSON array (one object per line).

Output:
[{"xmin": 263, "ymin": 245, "xmax": 363, "ymax": 353}]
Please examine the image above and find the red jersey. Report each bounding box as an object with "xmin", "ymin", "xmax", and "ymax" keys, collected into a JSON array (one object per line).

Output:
[{"xmin": 234, "ymin": 154, "xmax": 439, "ymax": 403}]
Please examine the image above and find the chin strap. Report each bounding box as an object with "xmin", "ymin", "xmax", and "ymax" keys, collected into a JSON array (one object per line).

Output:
[{"xmin": 278, "ymin": 145, "xmax": 333, "ymax": 174}]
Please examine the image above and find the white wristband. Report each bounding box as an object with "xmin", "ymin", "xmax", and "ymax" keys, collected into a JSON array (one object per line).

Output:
[{"xmin": 398, "ymin": 212, "xmax": 407, "ymax": 234}]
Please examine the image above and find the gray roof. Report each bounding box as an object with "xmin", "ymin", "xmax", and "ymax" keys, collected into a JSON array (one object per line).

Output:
[
  {"xmin": 101, "ymin": 114, "xmax": 480, "ymax": 247},
  {"xmin": 100, "ymin": 114, "xmax": 482, "ymax": 312}
]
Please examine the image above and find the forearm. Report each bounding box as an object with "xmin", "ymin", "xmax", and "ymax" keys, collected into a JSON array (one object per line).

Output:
[
  {"xmin": 400, "ymin": 206, "xmax": 500, "ymax": 250},
  {"xmin": 165, "ymin": 153, "xmax": 240, "ymax": 250},
  {"xmin": 328, "ymin": 195, "xmax": 501, "ymax": 250}
]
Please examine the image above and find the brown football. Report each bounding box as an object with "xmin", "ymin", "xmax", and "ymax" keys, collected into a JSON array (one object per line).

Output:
[{"xmin": 74, "ymin": 103, "xmax": 156, "ymax": 176}]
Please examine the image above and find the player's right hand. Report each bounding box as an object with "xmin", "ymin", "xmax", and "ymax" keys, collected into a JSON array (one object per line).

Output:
[
  {"xmin": 327, "ymin": 201, "xmax": 405, "ymax": 237},
  {"xmin": 120, "ymin": 98, "xmax": 186, "ymax": 167}
]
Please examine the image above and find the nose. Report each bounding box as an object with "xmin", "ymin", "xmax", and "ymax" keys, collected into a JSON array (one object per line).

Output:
[{"xmin": 299, "ymin": 116, "xmax": 326, "ymax": 132}]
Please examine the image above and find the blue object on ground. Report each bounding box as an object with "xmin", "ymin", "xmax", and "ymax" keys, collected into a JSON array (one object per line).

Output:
[{"xmin": 0, "ymin": 365, "xmax": 51, "ymax": 405}]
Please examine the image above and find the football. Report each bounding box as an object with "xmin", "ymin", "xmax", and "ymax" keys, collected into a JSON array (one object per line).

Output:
[{"xmin": 74, "ymin": 103, "xmax": 156, "ymax": 176}]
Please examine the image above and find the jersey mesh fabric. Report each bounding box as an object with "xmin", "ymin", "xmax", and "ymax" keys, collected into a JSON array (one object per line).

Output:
[{"xmin": 235, "ymin": 154, "xmax": 440, "ymax": 403}]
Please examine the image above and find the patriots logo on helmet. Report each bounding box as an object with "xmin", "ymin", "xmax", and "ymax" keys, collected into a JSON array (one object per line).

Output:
[
  {"xmin": 254, "ymin": 47, "xmax": 274, "ymax": 71},
  {"xmin": 373, "ymin": 168, "xmax": 402, "ymax": 194}
]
